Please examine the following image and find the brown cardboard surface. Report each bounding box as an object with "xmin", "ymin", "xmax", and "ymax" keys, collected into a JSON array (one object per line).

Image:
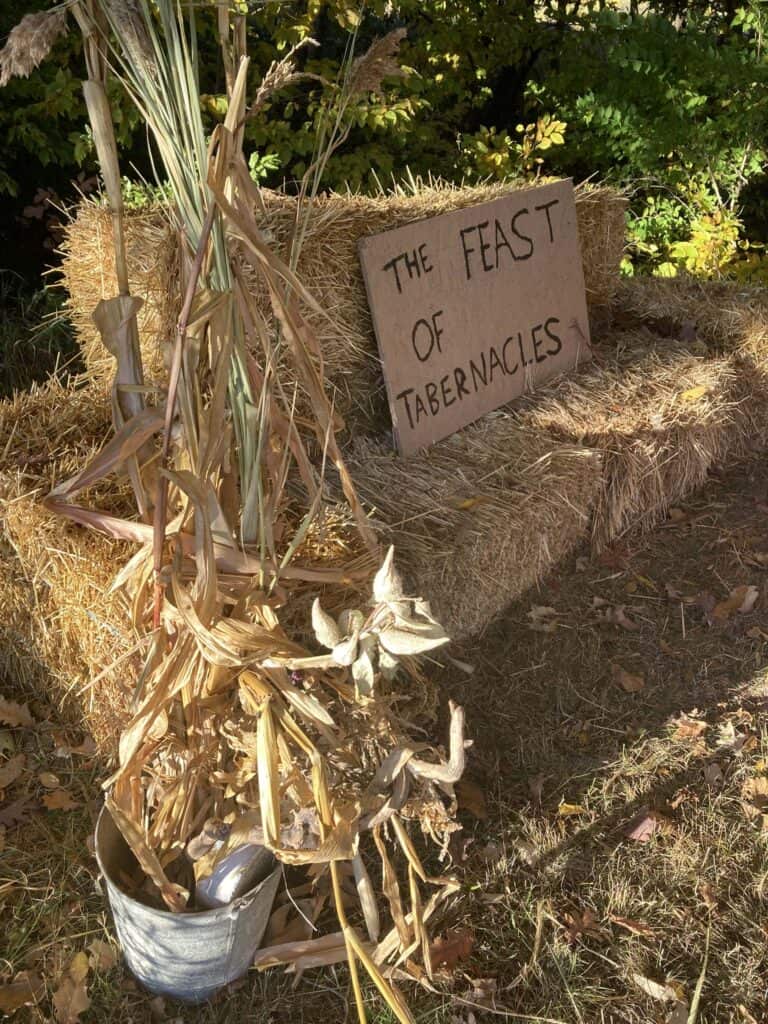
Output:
[{"xmin": 358, "ymin": 178, "xmax": 591, "ymax": 453}]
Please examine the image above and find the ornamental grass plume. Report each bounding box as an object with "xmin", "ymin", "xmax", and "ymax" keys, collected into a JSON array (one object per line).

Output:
[
  {"xmin": 0, "ymin": 8, "xmax": 69, "ymax": 87},
  {"xmin": 348, "ymin": 27, "xmax": 407, "ymax": 97}
]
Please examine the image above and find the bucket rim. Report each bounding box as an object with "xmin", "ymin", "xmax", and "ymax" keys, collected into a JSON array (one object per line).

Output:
[{"xmin": 95, "ymin": 803, "xmax": 281, "ymax": 920}]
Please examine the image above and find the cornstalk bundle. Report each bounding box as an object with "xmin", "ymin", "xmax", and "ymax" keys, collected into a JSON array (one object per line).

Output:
[{"xmin": 0, "ymin": 4, "xmax": 472, "ymax": 1019}]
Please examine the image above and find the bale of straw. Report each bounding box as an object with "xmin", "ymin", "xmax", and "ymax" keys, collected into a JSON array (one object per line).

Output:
[
  {"xmin": 611, "ymin": 274, "xmax": 768, "ymax": 363},
  {"xmin": 347, "ymin": 421, "xmax": 602, "ymax": 639},
  {"xmin": 0, "ymin": 379, "xmax": 137, "ymax": 751},
  {"xmin": 57, "ymin": 202, "xmax": 173, "ymax": 390},
  {"xmin": 59, "ymin": 181, "xmax": 626, "ymax": 433},
  {"xmin": 514, "ymin": 315, "xmax": 762, "ymax": 548}
]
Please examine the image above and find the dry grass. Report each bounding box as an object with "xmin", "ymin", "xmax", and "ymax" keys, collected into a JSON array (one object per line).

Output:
[
  {"xmin": 59, "ymin": 181, "xmax": 627, "ymax": 434},
  {"xmin": 348, "ymin": 422, "xmax": 601, "ymax": 639},
  {"xmin": 4, "ymin": 457, "xmax": 768, "ymax": 1022},
  {"xmin": 0, "ymin": 379, "xmax": 137, "ymax": 752}
]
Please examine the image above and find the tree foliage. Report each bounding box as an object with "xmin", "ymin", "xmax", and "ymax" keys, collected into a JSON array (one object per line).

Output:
[{"xmin": 2, "ymin": 0, "xmax": 767, "ymax": 278}]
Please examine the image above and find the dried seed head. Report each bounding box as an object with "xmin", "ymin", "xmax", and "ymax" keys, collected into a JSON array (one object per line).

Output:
[
  {"xmin": 248, "ymin": 37, "xmax": 319, "ymax": 118},
  {"xmin": 105, "ymin": 0, "xmax": 155, "ymax": 74},
  {"xmin": 349, "ymin": 28, "xmax": 407, "ymax": 97},
  {"xmin": 0, "ymin": 9, "xmax": 68, "ymax": 88}
]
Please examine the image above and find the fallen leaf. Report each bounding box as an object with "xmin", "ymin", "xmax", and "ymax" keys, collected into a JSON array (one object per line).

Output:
[
  {"xmin": 668, "ymin": 507, "xmax": 689, "ymax": 523},
  {"xmin": 679, "ymin": 384, "xmax": 709, "ymax": 403},
  {"xmin": 612, "ymin": 664, "xmax": 645, "ymax": 693},
  {"xmin": 455, "ymin": 779, "xmax": 488, "ymax": 820},
  {"xmin": 593, "ymin": 599, "xmax": 640, "ymax": 631},
  {"xmin": 703, "ymin": 762, "xmax": 723, "ymax": 787},
  {"xmin": 557, "ymin": 801, "xmax": 586, "ymax": 817},
  {"xmin": 699, "ymin": 882, "xmax": 717, "ymax": 911},
  {"xmin": 429, "ymin": 927, "xmax": 474, "ymax": 971},
  {"xmin": 68, "ymin": 953, "xmax": 89, "ymax": 985},
  {"xmin": 712, "ymin": 584, "xmax": 759, "ymax": 623},
  {"xmin": 466, "ymin": 977, "xmax": 497, "ymax": 1009},
  {"xmin": 625, "ymin": 808, "xmax": 673, "ymax": 842},
  {"xmin": 0, "ymin": 697, "xmax": 34, "ymax": 729},
  {"xmin": 38, "ymin": 771, "xmax": 60, "ymax": 789},
  {"xmin": 609, "ymin": 915, "xmax": 656, "ymax": 937},
  {"xmin": 53, "ymin": 975, "xmax": 90, "ymax": 1024},
  {"xmin": 632, "ymin": 972, "xmax": 679, "ymax": 1002},
  {"xmin": 673, "ymin": 716, "xmax": 708, "ymax": 741},
  {"xmin": 0, "ymin": 754, "xmax": 26, "ymax": 791},
  {"xmin": 87, "ymin": 939, "xmax": 117, "ymax": 972},
  {"xmin": 527, "ymin": 605, "xmax": 559, "ymax": 633},
  {"xmin": 0, "ymin": 796, "xmax": 37, "ymax": 828},
  {"xmin": 562, "ymin": 908, "xmax": 605, "ymax": 944},
  {"xmin": 742, "ymin": 775, "xmax": 768, "ymax": 810},
  {"xmin": 0, "ymin": 972, "xmax": 44, "ymax": 1013},
  {"xmin": 42, "ymin": 789, "xmax": 79, "ymax": 811},
  {"xmin": 52, "ymin": 734, "xmax": 97, "ymax": 758},
  {"xmin": 670, "ymin": 786, "xmax": 698, "ymax": 810}
]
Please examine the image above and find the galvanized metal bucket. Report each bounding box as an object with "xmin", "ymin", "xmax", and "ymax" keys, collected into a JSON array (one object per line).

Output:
[{"xmin": 95, "ymin": 806, "xmax": 281, "ymax": 1003}]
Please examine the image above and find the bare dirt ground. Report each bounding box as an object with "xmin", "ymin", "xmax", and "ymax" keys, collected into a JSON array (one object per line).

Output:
[{"xmin": 3, "ymin": 455, "xmax": 768, "ymax": 1023}]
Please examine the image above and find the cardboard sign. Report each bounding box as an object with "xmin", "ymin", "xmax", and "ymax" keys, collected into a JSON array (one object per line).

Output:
[{"xmin": 358, "ymin": 178, "xmax": 591, "ymax": 454}]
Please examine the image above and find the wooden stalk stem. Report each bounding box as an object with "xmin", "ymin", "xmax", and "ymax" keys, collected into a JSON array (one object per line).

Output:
[{"xmin": 152, "ymin": 202, "xmax": 218, "ymax": 628}]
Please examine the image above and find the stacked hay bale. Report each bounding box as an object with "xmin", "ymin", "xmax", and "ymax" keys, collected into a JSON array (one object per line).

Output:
[
  {"xmin": 33, "ymin": 185, "xmax": 768, "ymax": 659},
  {"xmin": 58, "ymin": 181, "xmax": 627, "ymax": 432},
  {"xmin": 0, "ymin": 380, "xmax": 137, "ymax": 750}
]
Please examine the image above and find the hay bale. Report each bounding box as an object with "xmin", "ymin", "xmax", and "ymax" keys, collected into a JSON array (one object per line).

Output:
[
  {"xmin": 57, "ymin": 203, "xmax": 173, "ymax": 391},
  {"xmin": 514, "ymin": 319, "xmax": 758, "ymax": 548},
  {"xmin": 0, "ymin": 380, "xmax": 137, "ymax": 751},
  {"xmin": 60, "ymin": 182, "xmax": 626, "ymax": 432},
  {"xmin": 348, "ymin": 420, "xmax": 602, "ymax": 639}
]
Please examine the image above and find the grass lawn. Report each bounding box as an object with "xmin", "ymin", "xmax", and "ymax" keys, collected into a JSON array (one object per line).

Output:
[{"xmin": 2, "ymin": 450, "xmax": 768, "ymax": 1022}]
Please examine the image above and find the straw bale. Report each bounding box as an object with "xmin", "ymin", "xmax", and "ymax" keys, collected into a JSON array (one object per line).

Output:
[
  {"xmin": 612, "ymin": 274, "xmax": 768, "ymax": 363},
  {"xmin": 347, "ymin": 420, "xmax": 602, "ymax": 639},
  {"xmin": 0, "ymin": 379, "xmax": 137, "ymax": 751},
  {"xmin": 514, "ymin": 321, "xmax": 756, "ymax": 548},
  {"xmin": 57, "ymin": 202, "xmax": 173, "ymax": 391},
  {"xmin": 60, "ymin": 182, "xmax": 626, "ymax": 433}
]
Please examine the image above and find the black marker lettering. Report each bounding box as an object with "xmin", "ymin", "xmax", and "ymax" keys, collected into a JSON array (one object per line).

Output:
[
  {"xmin": 476, "ymin": 220, "xmax": 493, "ymax": 272},
  {"xmin": 459, "ymin": 226, "xmax": 477, "ymax": 280},
  {"xmin": 502, "ymin": 336, "xmax": 519, "ymax": 374},
  {"xmin": 510, "ymin": 208, "xmax": 534, "ymax": 259},
  {"xmin": 531, "ymin": 323, "xmax": 548, "ymax": 363},
  {"xmin": 544, "ymin": 316, "xmax": 562, "ymax": 356},
  {"xmin": 418, "ymin": 242, "xmax": 433, "ymax": 274},
  {"xmin": 425, "ymin": 381, "xmax": 440, "ymax": 416},
  {"xmin": 454, "ymin": 366, "xmax": 470, "ymax": 399},
  {"xmin": 488, "ymin": 345, "xmax": 504, "ymax": 383},
  {"xmin": 535, "ymin": 198, "xmax": 559, "ymax": 243},
  {"xmin": 395, "ymin": 388, "xmax": 415, "ymax": 429},
  {"xmin": 440, "ymin": 374, "xmax": 456, "ymax": 407},
  {"xmin": 518, "ymin": 332, "xmax": 533, "ymax": 367},
  {"xmin": 494, "ymin": 219, "xmax": 514, "ymax": 265},
  {"xmin": 470, "ymin": 353, "xmax": 488, "ymax": 390}
]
